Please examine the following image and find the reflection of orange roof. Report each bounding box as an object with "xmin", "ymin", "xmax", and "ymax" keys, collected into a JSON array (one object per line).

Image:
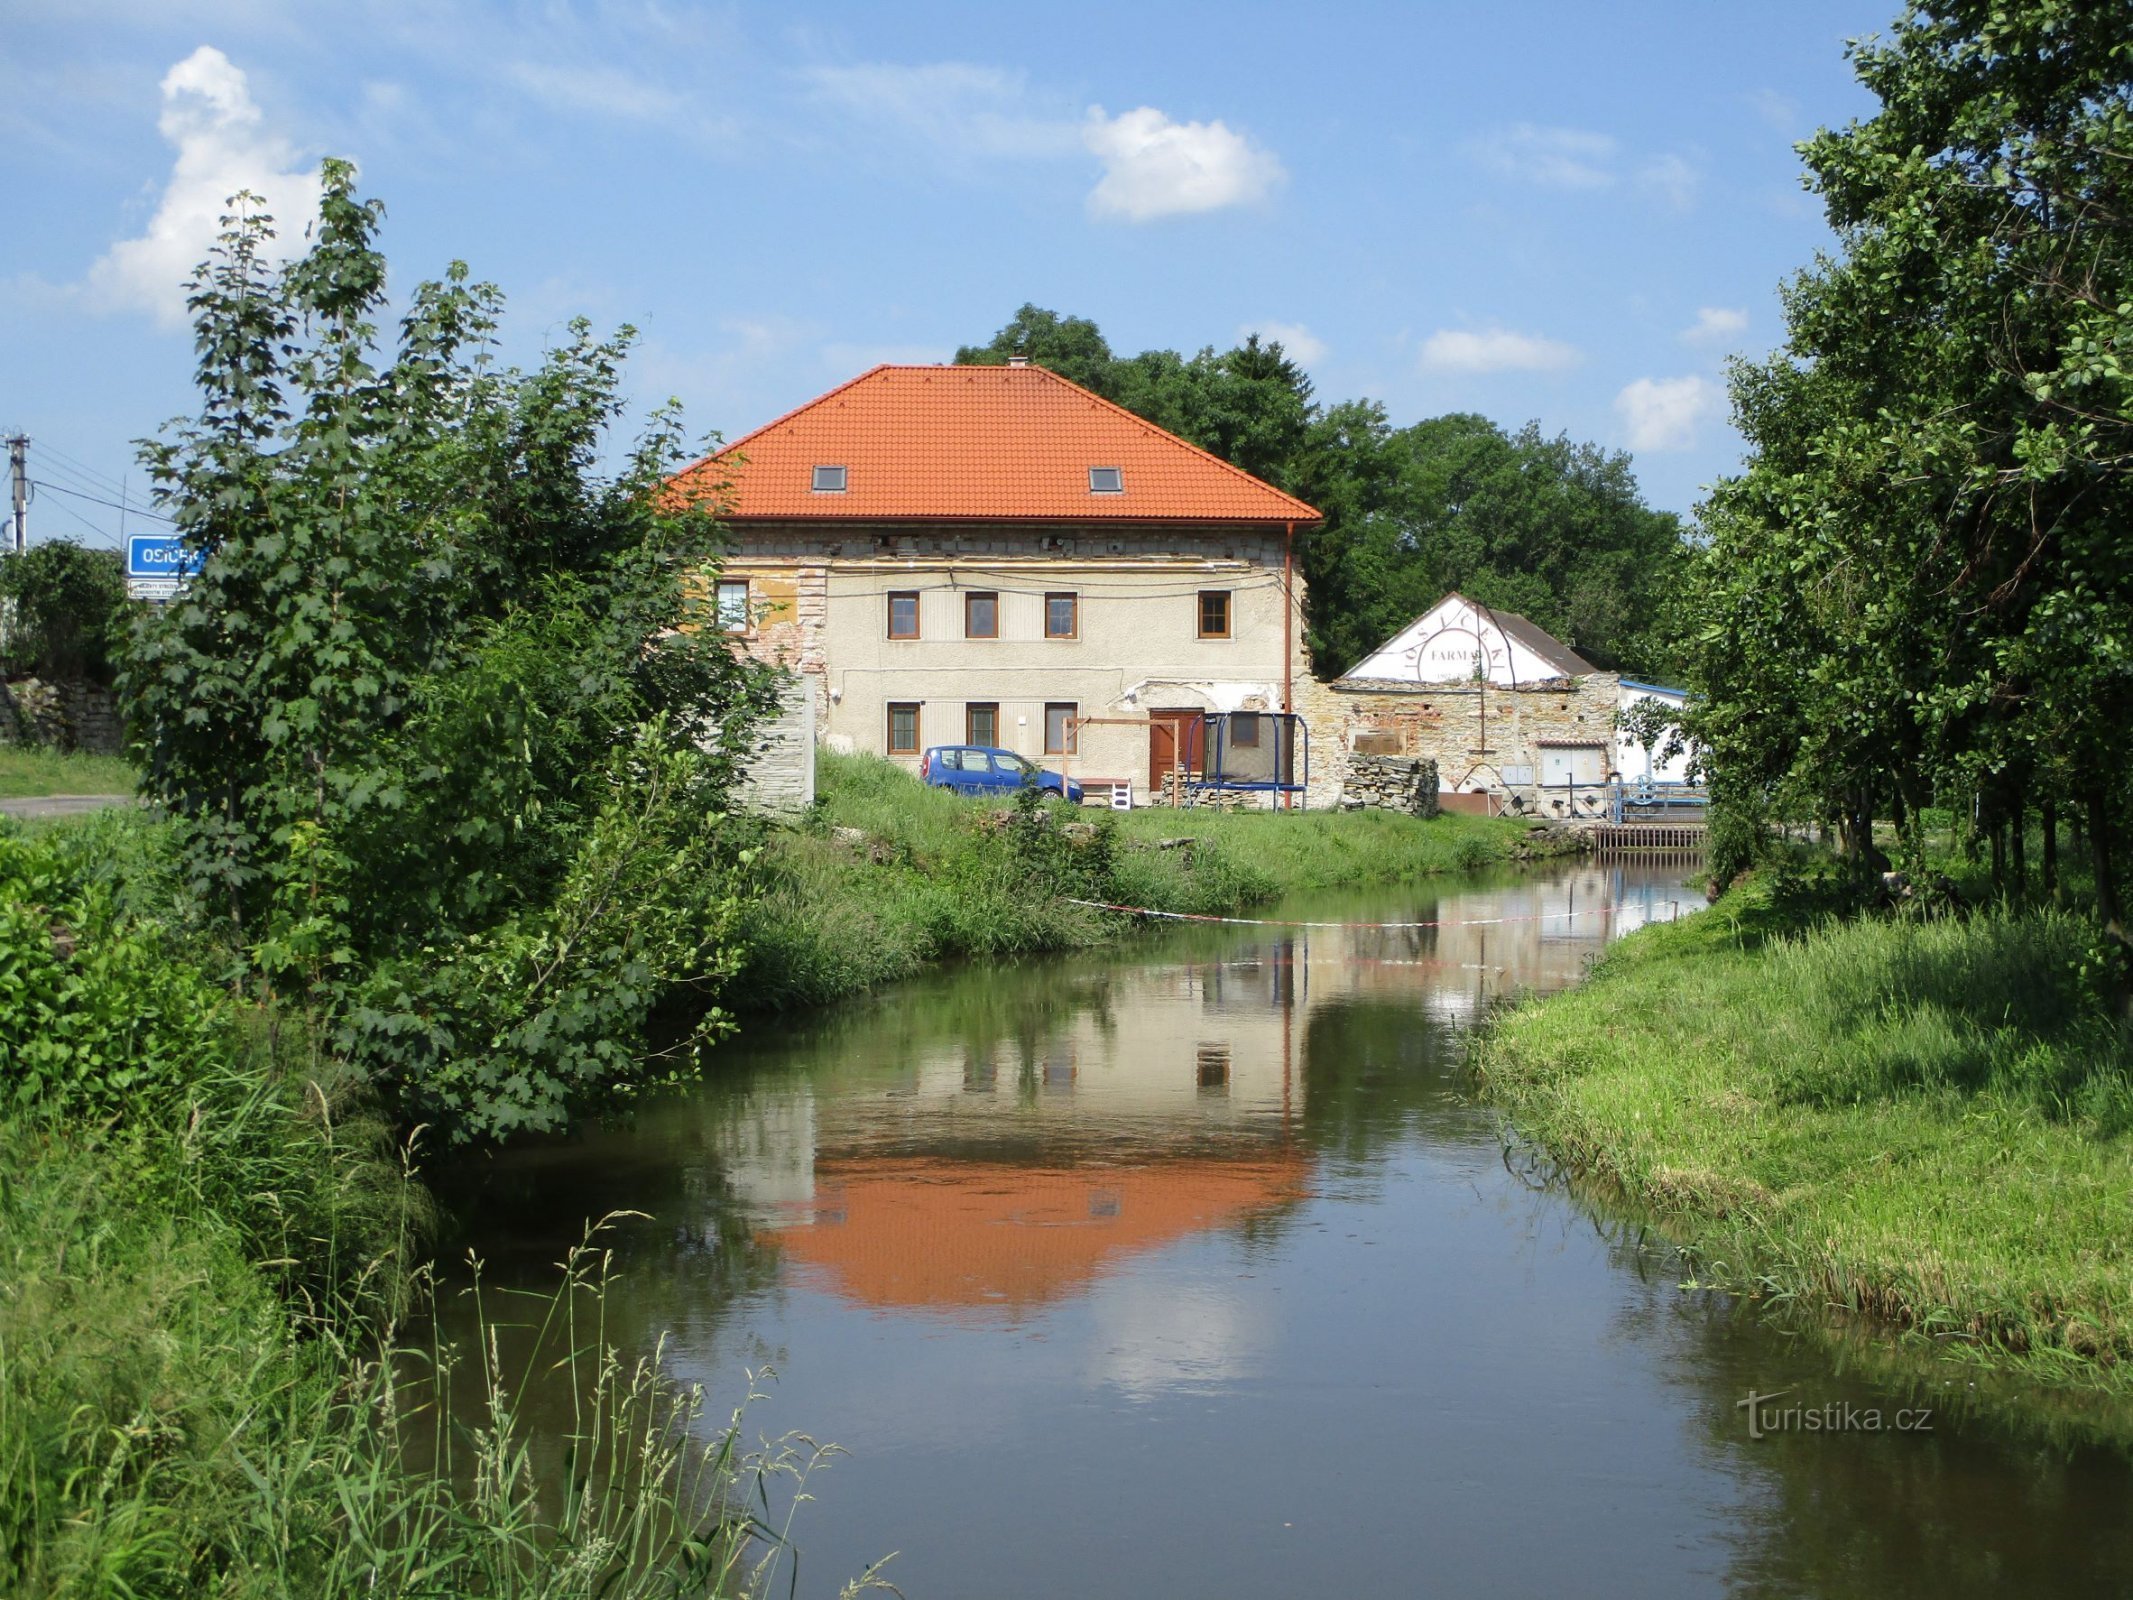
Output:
[
  {"xmin": 766, "ymin": 1153, "xmax": 1310, "ymax": 1316},
  {"xmin": 669, "ymin": 365, "xmax": 1321, "ymax": 525}
]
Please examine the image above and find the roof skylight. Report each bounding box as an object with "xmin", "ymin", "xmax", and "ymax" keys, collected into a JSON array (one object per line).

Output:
[
  {"xmin": 812, "ymin": 464, "xmax": 848, "ymax": 493},
  {"xmin": 1088, "ymin": 466, "xmax": 1123, "ymax": 495}
]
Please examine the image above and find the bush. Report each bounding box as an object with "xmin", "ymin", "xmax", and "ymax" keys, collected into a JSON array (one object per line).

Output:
[{"xmin": 0, "ymin": 539, "xmax": 128, "ymax": 683}]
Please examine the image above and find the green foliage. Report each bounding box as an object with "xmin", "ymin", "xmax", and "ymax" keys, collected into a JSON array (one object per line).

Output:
[
  {"xmin": 958, "ymin": 305, "xmax": 1690, "ymax": 678},
  {"xmin": 1683, "ymin": 0, "xmax": 2133, "ymax": 926},
  {"xmin": 121, "ymin": 162, "xmax": 779, "ymax": 1141},
  {"xmin": 0, "ymin": 538, "xmax": 129, "ymax": 683}
]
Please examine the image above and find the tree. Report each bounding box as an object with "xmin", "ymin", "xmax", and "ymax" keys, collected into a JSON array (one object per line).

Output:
[
  {"xmin": 1684, "ymin": 0, "xmax": 2133, "ymax": 926},
  {"xmin": 0, "ymin": 540, "xmax": 128, "ymax": 684},
  {"xmin": 124, "ymin": 163, "xmax": 780, "ymax": 1140},
  {"xmin": 958, "ymin": 306, "xmax": 1691, "ymax": 679}
]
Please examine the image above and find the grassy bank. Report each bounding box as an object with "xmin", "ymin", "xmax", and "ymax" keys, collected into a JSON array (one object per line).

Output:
[
  {"xmin": 738, "ymin": 751, "xmax": 1540, "ymax": 1009},
  {"xmin": 1476, "ymin": 876, "xmax": 2133, "ymax": 1389},
  {"xmin": 0, "ymin": 743, "xmax": 136, "ymax": 797},
  {"xmin": 0, "ymin": 815, "xmax": 846, "ymax": 1598}
]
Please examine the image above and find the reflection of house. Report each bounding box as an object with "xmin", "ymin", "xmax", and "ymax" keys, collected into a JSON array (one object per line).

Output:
[
  {"xmin": 1297, "ymin": 593, "xmax": 1622, "ymax": 816},
  {"xmin": 773, "ymin": 1153, "xmax": 1309, "ymax": 1315},
  {"xmin": 669, "ymin": 362, "xmax": 1319, "ymax": 804},
  {"xmin": 708, "ymin": 862, "xmax": 1679, "ymax": 1318}
]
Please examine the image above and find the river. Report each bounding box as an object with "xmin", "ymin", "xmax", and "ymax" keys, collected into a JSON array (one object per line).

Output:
[{"xmin": 438, "ymin": 860, "xmax": 2133, "ymax": 1598}]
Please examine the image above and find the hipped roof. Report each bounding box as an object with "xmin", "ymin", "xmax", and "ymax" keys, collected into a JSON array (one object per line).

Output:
[{"xmin": 670, "ymin": 363, "xmax": 1321, "ymax": 526}]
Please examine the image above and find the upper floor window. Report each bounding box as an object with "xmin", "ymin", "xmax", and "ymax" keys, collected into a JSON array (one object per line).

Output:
[
  {"xmin": 888, "ymin": 591, "xmax": 920, "ymax": 639},
  {"xmin": 1045, "ymin": 592, "xmax": 1078, "ymax": 639},
  {"xmin": 1198, "ymin": 590, "xmax": 1232, "ymax": 639},
  {"xmin": 716, "ymin": 578, "xmax": 750, "ymax": 632},
  {"xmin": 1088, "ymin": 466, "xmax": 1124, "ymax": 495},
  {"xmin": 812, "ymin": 464, "xmax": 847, "ymax": 493},
  {"xmin": 965, "ymin": 591, "xmax": 999, "ymax": 639}
]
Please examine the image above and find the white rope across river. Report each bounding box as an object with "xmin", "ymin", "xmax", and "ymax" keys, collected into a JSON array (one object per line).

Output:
[{"xmin": 1059, "ymin": 897, "xmax": 1685, "ymax": 932}]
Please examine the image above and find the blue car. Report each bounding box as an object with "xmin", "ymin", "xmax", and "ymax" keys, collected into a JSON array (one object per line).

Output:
[{"xmin": 921, "ymin": 745, "xmax": 1084, "ymax": 803}]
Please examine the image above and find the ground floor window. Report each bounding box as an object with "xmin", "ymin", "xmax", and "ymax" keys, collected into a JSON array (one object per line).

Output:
[
  {"xmin": 887, "ymin": 702, "xmax": 921, "ymax": 754},
  {"xmin": 1044, "ymin": 702, "xmax": 1077, "ymax": 755},
  {"xmin": 966, "ymin": 701, "xmax": 999, "ymax": 747},
  {"xmin": 1230, "ymin": 710, "xmax": 1260, "ymax": 747}
]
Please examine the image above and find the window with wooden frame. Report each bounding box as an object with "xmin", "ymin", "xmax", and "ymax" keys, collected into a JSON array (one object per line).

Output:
[
  {"xmin": 886, "ymin": 702, "xmax": 920, "ymax": 755},
  {"xmin": 715, "ymin": 578, "xmax": 750, "ymax": 632},
  {"xmin": 1044, "ymin": 702, "xmax": 1078, "ymax": 755},
  {"xmin": 1197, "ymin": 589, "xmax": 1232, "ymax": 639},
  {"xmin": 887, "ymin": 591, "xmax": 920, "ymax": 639},
  {"xmin": 966, "ymin": 702, "xmax": 999, "ymax": 747},
  {"xmin": 1044, "ymin": 592, "xmax": 1078, "ymax": 639},
  {"xmin": 964, "ymin": 591, "xmax": 999, "ymax": 639}
]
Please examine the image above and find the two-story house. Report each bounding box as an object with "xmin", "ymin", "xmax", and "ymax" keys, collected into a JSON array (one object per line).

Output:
[{"xmin": 670, "ymin": 361, "xmax": 1321, "ymax": 803}]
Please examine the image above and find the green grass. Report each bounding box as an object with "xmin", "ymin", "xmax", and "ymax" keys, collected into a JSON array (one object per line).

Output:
[
  {"xmin": 736, "ymin": 752, "xmax": 1541, "ymax": 1011},
  {"xmin": 0, "ymin": 743, "xmax": 136, "ymax": 798},
  {"xmin": 1476, "ymin": 875, "xmax": 2133, "ymax": 1390}
]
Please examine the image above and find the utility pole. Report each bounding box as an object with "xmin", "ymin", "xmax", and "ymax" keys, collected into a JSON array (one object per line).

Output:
[{"xmin": 7, "ymin": 436, "xmax": 26, "ymax": 555}]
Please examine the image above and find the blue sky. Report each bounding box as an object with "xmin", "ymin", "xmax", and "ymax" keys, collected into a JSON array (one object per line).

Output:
[{"xmin": 2, "ymin": 1, "xmax": 1894, "ymax": 546}]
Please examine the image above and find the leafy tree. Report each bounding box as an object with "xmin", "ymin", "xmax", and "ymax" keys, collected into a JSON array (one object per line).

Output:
[
  {"xmin": 1684, "ymin": 0, "xmax": 2133, "ymax": 931},
  {"xmin": 124, "ymin": 162, "xmax": 780, "ymax": 1140},
  {"xmin": 0, "ymin": 539, "xmax": 128, "ymax": 683},
  {"xmin": 959, "ymin": 306, "xmax": 1690, "ymax": 679}
]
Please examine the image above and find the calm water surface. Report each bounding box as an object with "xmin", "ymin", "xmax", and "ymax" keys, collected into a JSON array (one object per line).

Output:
[{"xmin": 441, "ymin": 862, "xmax": 2133, "ymax": 1598}]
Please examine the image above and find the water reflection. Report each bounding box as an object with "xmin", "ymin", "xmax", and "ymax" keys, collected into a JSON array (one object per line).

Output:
[{"xmin": 436, "ymin": 859, "xmax": 2133, "ymax": 1599}]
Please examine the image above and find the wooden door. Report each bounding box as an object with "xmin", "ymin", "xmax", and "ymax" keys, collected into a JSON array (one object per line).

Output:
[{"xmin": 1149, "ymin": 709, "xmax": 1205, "ymax": 791}]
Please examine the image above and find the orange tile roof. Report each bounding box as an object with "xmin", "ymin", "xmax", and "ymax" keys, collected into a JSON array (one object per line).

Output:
[
  {"xmin": 766, "ymin": 1151, "xmax": 1311, "ymax": 1318},
  {"xmin": 670, "ymin": 363, "xmax": 1321, "ymax": 526}
]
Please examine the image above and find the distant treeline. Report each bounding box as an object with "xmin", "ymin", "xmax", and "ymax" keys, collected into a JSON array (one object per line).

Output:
[{"xmin": 956, "ymin": 309, "xmax": 1690, "ymax": 682}]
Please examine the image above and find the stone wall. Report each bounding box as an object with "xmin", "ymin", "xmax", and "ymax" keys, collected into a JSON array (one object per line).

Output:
[
  {"xmin": 2, "ymin": 676, "xmax": 123, "ymax": 755},
  {"xmin": 732, "ymin": 674, "xmax": 817, "ymax": 814},
  {"xmin": 1340, "ymin": 753, "xmax": 1440, "ymax": 817},
  {"xmin": 1294, "ymin": 670, "xmax": 1622, "ymax": 820}
]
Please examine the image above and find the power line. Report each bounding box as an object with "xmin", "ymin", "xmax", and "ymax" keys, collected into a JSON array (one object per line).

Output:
[
  {"xmin": 33, "ymin": 493, "xmax": 121, "ymax": 548},
  {"xmin": 31, "ymin": 455, "xmax": 136, "ymax": 508},
  {"xmin": 29, "ymin": 480, "xmax": 177, "ymax": 524},
  {"xmin": 36, "ymin": 442, "xmax": 132, "ymax": 499}
]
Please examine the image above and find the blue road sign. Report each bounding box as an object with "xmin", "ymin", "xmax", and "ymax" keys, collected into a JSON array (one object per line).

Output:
[{"xmin": 126, "ymin": 535, "xmax": 202, "ymax": 579}]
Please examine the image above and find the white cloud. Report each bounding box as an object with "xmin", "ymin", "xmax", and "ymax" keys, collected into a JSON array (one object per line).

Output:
[
  {"xmin": 1469, "ymin": 123, "xmax": 1617, "ymax": 190},
  {"xmin": 1636, "ymin": 152, "xmax": 1701, "ymax": 210},
  {"xmin": 1240, "ymin": 320, "xmax": 1326, "ymax": 365},
  {"xmin": 85, "ymin": 46, "xmax": 319, "ymax": 327},
  {"xmin": 1615, "ymin": 375, "xmax": 1725, "ymax": 451},
  {"xmin": 1681, "ymin": 306, "xmax": 1749, "ymax": 344},
  {"xmin": 1082, "ymin": 105, "xmax": 1283, "ymax": 221},
  {"xmin": 1419, "ymin": 326, "xmax": 1581, "ymax": 374}
]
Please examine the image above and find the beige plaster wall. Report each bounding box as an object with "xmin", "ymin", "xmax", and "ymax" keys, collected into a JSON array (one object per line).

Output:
[{"xmin": 715, "ymin": 521, "xmax": 1315, "ymax": 803}]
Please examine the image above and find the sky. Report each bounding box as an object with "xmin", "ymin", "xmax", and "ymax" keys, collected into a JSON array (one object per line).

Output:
[{"xmin": 1, "ymin": 0, "xmax": 1897, "ymax": 548}]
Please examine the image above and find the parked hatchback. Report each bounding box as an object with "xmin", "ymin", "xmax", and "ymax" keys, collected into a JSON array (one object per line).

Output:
[{"xmin": 921, "ymin": 745, "xmax": 1084, "ymax": 803}]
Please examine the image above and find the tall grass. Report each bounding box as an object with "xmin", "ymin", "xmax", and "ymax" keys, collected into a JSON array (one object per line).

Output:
[
  {"xmin": 1476, "ymin": 878, "xmax": 2133, "ymax": 1384},
  {"xmin": 0, "ymin": 1139, "xmax": 865, "ymax": 1597}
]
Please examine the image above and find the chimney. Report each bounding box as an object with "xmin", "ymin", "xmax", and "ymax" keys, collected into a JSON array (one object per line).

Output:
[{"xmin": 1008, "ymin": 353, "xmax": 1029, "ymax": 367}]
